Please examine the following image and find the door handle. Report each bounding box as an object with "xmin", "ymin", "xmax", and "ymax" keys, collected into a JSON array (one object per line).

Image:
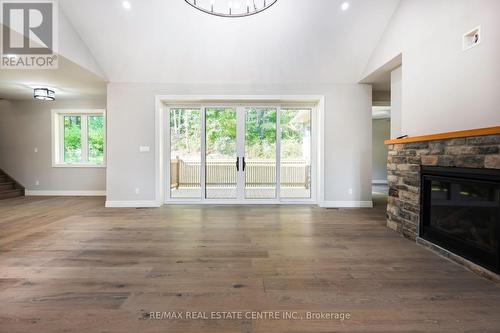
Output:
[
  {"xmin": 242, "ymin": 157, "xmax": 246, "ymax": 172},
  {"xmin": 236, "ymin": 157, "xmax": 240, "ymax": 172}
]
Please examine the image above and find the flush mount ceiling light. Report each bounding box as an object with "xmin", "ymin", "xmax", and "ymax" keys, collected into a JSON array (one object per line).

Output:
[
  {"xmin": 185, "ymin": 0, "xmax": 278, "ymax": 18},
  {"xmin": 34, "ymin": 88, "xmax": 55, "ymax": 101}
]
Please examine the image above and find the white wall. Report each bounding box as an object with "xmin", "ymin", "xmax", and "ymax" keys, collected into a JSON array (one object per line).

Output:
[
  {"xmin": 372, "ymin": 119, "xmax": 390, "ymax": 182},
  {"xmin": 106, "ymin": 83, "xmax": 372, "ymax": 207},
  {"xmin": 363, "ymin": 0, "xmax": 500, "ymax": 136},
  {"xmin": 390, "ymin": 66, "xmax": 402, "ymax": 139},
  {"xmin": 0, "ymin": 99, "xmax": 106, "ymax": 193}
]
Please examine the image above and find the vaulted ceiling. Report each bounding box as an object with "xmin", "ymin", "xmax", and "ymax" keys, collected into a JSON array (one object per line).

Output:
[{"xmin": 60, "ymin": 0, "xmax": 400, "ymax": 84}]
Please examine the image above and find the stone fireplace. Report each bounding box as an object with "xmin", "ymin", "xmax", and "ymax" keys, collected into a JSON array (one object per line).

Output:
[{"xmin": 385, "ymin": 129, "xmax": 500, "ymax": 277}]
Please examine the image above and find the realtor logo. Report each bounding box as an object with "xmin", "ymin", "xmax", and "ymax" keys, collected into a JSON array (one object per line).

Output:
[{"xmin": 1, "ymin": 0, "xmax": 58, "ymax": 69}]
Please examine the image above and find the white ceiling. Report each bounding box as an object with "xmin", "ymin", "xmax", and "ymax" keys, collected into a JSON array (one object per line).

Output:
[
  {"xmin": 361, "ymin": 53, "xmax": 402, "ymax": 91},
  {"xmin": 59, "ymin": 0, "xmax": 400, "ymax": 84},
  {"xmin": 370, "ymin": 71, "xmax": 391, "ymax": 91},
  {"xmin": 0, "ymin": 57, "xmax": 106, "ymax": 100}
]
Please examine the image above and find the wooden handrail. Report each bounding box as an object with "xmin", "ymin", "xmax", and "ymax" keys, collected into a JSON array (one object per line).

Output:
[{"xmin": 384, "ymin": 126, "xmax": 500, "ymax": 145}]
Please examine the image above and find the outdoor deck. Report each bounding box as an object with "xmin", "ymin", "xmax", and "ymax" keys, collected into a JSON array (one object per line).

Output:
[
  {"xmin": 170, "ymin": 159, "xmax": 311, "ymax": 199},
  {"xmin": 171, "ymin": 187, "xmax": 311, "ymax": 199}
]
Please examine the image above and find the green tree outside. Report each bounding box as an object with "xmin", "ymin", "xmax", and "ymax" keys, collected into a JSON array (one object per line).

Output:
[
  {"xmin": 169, "ymin": 108, "xmax": 310, "ymax": 160},
  {"xmin": 64, "ymin": 115, "xmax": 104, "ymax": 164}
]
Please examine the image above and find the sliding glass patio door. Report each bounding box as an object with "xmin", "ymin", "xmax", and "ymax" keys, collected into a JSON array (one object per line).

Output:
[
  {"xmin": 169, "ymin": 108, "xmax": 202, "ymax": 199},
  {"xmin": 244, "ymin": 107, "xmax": 277, "ymax": 199},
  {"xmin": 167, "ymin": 105, "xmax": 313, "ymax": 203},
  {"xmin": 205, "ymin": 108, "xmax": 238, "ymax": 199}
]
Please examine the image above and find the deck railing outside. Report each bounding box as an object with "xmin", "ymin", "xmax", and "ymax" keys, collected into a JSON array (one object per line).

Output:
[{"xmin": 171, "ymin": 159, "xmax": 310, "ymax": 188}]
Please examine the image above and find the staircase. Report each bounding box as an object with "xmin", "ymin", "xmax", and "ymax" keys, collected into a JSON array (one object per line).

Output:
[{"xmin": 0, "ymin": 169, "xmax": 25, "ymax": 200}]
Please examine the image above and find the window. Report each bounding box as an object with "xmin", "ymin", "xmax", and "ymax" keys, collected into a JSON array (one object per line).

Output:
[{"xmin": 52, "ymin": 109, "xmax": 106, "ymax": 167}]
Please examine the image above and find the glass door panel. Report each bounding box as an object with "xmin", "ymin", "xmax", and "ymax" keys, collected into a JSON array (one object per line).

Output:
[
  {"xmin": 280, "ymin": 109, "xmax": 312, "ymax": 198},
  {"xmin": 245, "ymin": 108, "xmax": 277, "ymax": 199},
  {"xmin": 63, "ymin": 115, "xmax": 82, "ymax": 163},
  {"xmin": 169, "ymin": 108, "xmax": 202, "ymax": 198},
  {"xmin": 205, "ymin": 108, "xmax": 238, "ymax": 199}
]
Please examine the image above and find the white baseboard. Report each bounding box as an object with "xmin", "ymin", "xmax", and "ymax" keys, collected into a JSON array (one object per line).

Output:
[
  {"xmin": 372, "ymin": 180, "xmax": 388, "ymax": 185},
  {"xmin": 319, "ymin": 201, "xmax": 374, "ymax": 208},
  {"xmin": 26, "ymin": 190, "xmax": 106, "ymax": 196},
  {"xmin": 105, "ymin": 201, "xmax": 161, "ymax": 208}
]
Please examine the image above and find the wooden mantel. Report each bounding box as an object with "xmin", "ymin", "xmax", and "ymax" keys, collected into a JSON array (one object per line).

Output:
[{"xmin": 384, "ymin": 126, "xmax": 500, "ymax": 145}]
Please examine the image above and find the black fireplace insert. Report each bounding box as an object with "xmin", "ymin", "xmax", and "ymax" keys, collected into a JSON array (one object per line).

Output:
[{"xmin": 420, "ymin": 166, "xmax": 500, "ymax": 274}]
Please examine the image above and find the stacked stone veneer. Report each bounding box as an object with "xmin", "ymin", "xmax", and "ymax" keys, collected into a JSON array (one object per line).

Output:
[{"xmin": 386, "ymin": 134, "xmax": 500, "ymax": 240}]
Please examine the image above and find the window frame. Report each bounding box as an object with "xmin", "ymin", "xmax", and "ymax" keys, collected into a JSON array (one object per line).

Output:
[{"xmin": 51, "ymin": 109, "xmax": 106, "ymax": 168}]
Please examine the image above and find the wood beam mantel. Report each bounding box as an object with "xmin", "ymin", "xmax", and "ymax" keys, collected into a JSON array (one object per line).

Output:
[{"xmin": 384, "ymin": 126, "xmax": 500, "ymax": 145}]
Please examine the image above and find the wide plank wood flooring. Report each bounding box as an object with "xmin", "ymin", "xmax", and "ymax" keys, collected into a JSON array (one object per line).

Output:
[{"xmin": 0, "ymin": 195, "xmax": 499, "ymax": 332}]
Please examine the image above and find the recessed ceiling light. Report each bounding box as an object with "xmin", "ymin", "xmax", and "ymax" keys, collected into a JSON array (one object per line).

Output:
[
  {"xmin": 341, "ymin": 2, "xmax": 350, "ymax": 11},
  {"xmin": 122, "ymin": 1, "xmax": 131, "ymax": 10}
]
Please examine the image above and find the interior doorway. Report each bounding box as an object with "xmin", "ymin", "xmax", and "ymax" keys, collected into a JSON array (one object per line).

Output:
[{"xmin": 372, "ymin": 106, "xmax": 391, "ymax": 195}]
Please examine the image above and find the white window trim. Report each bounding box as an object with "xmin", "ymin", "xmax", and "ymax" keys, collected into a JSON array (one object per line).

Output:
[{"xmin": 51, "ymin": 109, "xmax": 107, "ymax": 168}]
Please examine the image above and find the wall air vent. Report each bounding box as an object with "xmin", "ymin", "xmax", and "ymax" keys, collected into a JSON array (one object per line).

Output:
[{"xmin": 463, "ymin": 26, "xmax": 481, "ymax": 51}]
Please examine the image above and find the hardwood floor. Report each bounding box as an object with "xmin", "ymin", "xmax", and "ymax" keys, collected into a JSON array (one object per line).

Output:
[{"xmin": 0, "ymin": 195, "xmax": 499, "ymax": 332}]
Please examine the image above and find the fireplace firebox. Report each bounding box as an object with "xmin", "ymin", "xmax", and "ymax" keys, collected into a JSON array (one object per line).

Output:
[{"xmin": 420, "ymin": 166, "xmax": 500, "ymax": 274}]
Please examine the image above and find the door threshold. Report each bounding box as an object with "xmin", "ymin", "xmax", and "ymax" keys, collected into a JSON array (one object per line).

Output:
[{"xmin": 164, "ymin": 201, "xmax": 317, "ymax": 205}]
